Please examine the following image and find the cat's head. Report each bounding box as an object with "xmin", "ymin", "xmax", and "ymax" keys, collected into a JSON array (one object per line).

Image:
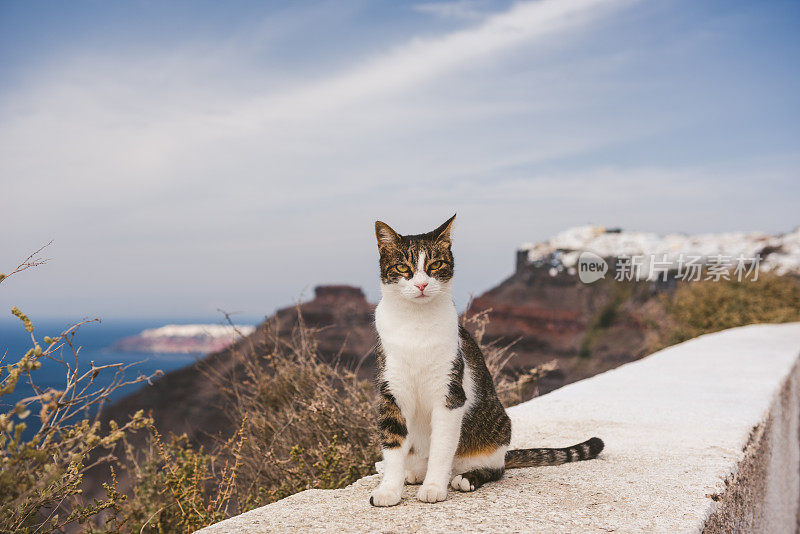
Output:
[{"xmin": 374, "ymin": 214, "xmax": 456, "ymax": 304}]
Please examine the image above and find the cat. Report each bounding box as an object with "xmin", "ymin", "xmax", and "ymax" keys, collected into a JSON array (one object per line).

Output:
[{"xmin": 369, "ymin": 214, "xmax": 604, "ymax": 507}]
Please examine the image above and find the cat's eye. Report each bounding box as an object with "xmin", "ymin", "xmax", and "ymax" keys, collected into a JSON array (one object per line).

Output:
[
  {"xmin": 394, "ymin": 264, "xmax": 410, "ymax": 274},
  {"xmin": 429, "ymin": 260, "xmax": 444, "ymax": 270}
]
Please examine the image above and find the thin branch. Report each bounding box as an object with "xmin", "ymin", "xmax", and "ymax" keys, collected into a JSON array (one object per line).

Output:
[{"xmin": 0, "ymin": 240, "xmax": 53, "ymax": 285}]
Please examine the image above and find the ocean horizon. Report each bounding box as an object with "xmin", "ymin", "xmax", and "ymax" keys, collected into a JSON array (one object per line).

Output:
[{"xmin": 0, "ymin": 317, "xmax": 231, "ymax": 439}]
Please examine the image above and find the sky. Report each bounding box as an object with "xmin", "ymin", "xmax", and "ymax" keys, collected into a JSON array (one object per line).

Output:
[{"xmin": 1, "ymin": 0, "xmax": 799, "ymax": 322}]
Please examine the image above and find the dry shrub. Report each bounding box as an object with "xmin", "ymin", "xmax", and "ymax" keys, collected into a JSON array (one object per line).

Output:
[
  {"xmin": 663, "ymin": 273, "xmax": 800, "ymax": 346},
  {"xmin": 0, "ymin": 247, "xmax": 157, "ymax": 533},
  {"xmin": 99, "ymin": 424, "xmax": 246, "ymax": 533},
  {"xmin": 215, "ymin": 314, "xmax": 379, "ymax": 510},
  {"xmin": 1, "ymin": 245, "xmax": 556, "ymax": 533},
  {"xmin": 0, "ymin": 247, "xmax": 250, "ymax": 533},
  {"xmin": 202, "ymin": 306, "xmax": 554, "ymax": 516},
  {"xmin": 462, "ymin": 308, "xmax": 557, "ymax": 407}
]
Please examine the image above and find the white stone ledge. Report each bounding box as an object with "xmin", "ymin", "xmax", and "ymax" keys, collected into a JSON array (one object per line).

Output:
[{"xmin": 199, "ymin": 323, "xmax": 800, "ymax": 533}]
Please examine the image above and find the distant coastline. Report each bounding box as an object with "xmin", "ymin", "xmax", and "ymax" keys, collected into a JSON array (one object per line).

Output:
[{"xmin": 110, "ymin": 323, "xmax": 256, "ymax": 354}]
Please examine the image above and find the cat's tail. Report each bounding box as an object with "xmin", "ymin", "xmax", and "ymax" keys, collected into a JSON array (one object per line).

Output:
[{"xmin": 504, "ymin": 437, "xmax": 604, "ymax": 468}]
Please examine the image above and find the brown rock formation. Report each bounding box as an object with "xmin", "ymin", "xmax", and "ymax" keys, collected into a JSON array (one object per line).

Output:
[
  {"xmin": 271, "ymin": 285, "xmax": 376, "ymax": 369},
  {"xmin": 98, "ymin": 285, "xmax": 377, "ymax": 450},
  {"xmin": 468, "ymin": 262, "xmax": 665, "ymax": 394}
]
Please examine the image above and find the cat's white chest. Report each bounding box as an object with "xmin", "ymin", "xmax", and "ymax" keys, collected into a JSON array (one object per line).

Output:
[{"xmin": 375, "ymin": 298, "xmax": 459, "ymax": 416}]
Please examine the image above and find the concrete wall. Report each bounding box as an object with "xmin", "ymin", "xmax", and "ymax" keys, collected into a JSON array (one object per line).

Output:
[
  {"xmin": 704, "ymin": 358, "xmax": 800, "ymax": 532},
  {"xmin": 199, "ymin": 323, "xmax": 800, "ymax": 533}
]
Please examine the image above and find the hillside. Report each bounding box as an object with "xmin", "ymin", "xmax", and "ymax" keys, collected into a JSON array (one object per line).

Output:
[
  {"xmin": 468, "ymin": 262, "xmax": 664, "ymax": 394},
  {"xmin": 98, "ymin": 286, "xmax": 377, "ymax": 449},
  {"xmin": 98, "ymin": 225, "xmax": 800, "ymax": 447},
  {"xmin": 97, "ymin": 271, "xmax": 666, "ymax": 453},
  {"xmin": 89, "ymin": 240, "xmax": 800, "ymax": 504}
]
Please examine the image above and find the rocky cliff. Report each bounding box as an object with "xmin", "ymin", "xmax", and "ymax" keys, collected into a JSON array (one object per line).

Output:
[
  {"xmin": 98, "ymin": 285, "xmax": 378, "ymax": 450},
  {"xmin": 99, "ymin": 268, "xmax": 665, "ymax": 455},
  {"xmin": 467, "ymin": 261, "xmax": 665, "ymax": 394}
]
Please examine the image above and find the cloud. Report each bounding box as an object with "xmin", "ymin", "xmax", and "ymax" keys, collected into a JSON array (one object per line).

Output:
[
  {"xmin": 0, "ymin": 0, "xmax": 634, "ymax": 226},
  {"xmin": 1, "ymin": 0, "xmax": 797, "ymax": 319},
  {"xmin": 233, "ymin": 0, "xmax": 628, "ymax": 121},
  {"xmin": 413, "ymin": 1, "xmax": 492, "ymax": 21}
]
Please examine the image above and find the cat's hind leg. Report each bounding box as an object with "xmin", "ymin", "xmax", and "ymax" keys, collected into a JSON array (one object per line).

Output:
[
  {"xmin": 450, "ymin": 446, "xmax": 506, "ymax": 492},
  {"xmin": 450, "ymin": 467, "xmax": 504, "ymax": 492}
]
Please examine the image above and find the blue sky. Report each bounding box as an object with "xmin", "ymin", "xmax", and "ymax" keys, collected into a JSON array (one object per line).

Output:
[{"xmin": 1, "ymin": 0, "xmax": 799, "ymax": 322}]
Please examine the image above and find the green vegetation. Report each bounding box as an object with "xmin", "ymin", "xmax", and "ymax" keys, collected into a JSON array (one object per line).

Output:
[
  {"xmin": 578, "ymin": 283, "xmax": 633, "ymax": 359},
  {"xmin": 575, "ymin": 274, "xmax": 800, "ymax": 359},
  {"xmin": 663, "ymin": 274, "xmax": 800, "ymax": 346}
]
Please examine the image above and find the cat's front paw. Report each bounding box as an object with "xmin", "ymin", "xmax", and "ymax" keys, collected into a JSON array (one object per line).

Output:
[
  {"xmin": 370, "ymin": 485, "xmax": 402, "ymax": 507},
  {"xmin": 416, "ymin": 482, "xmax": 448, "ymax": 503}
]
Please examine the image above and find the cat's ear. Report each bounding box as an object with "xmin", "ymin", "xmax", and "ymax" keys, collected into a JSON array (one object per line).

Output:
[
  {"xmin": 375, "ymin": 221, "xmax": 401, "ymax": 249},
  {"xmin": 432, "ymin": 213, "xmax": 456, "ymax": 245}
]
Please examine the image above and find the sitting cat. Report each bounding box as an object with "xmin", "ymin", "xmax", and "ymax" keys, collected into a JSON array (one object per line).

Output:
[{"xmin": 370, "ymin": 214, "xmax": 603, "ymax": 507}]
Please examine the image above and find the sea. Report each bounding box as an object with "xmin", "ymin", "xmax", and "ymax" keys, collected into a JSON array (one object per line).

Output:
[{"xmin": 0, "ymin": 318, "xmax": 208, "ymax": 440}]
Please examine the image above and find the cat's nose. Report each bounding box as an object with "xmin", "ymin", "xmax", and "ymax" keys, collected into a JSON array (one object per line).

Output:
[{"xmin": 415, "ymin": 282, "xmax": 428, "ymax": 292}]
